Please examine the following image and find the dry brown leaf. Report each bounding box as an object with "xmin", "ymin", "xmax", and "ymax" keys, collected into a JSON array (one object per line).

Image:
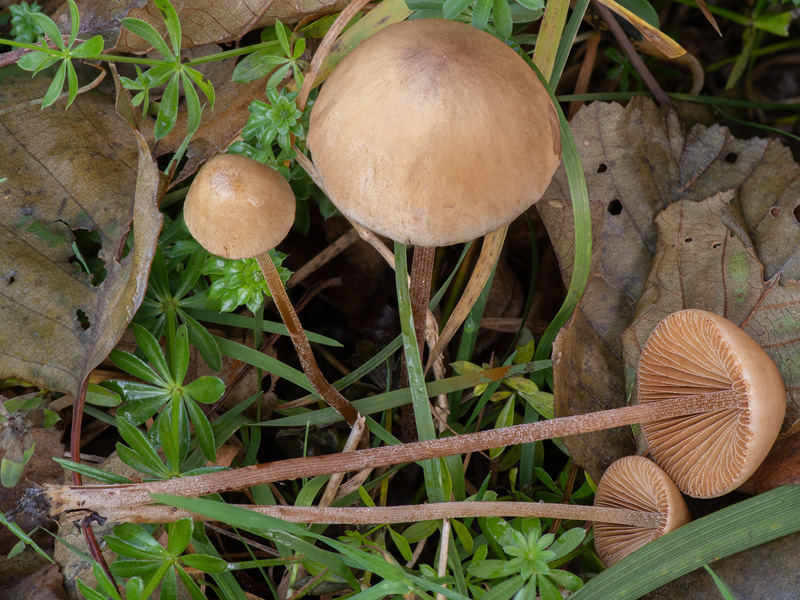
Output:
[
  {"xmin": 0, "ymin": 71, "xmax": 163, "ymax": 397},
  {"xmin": 53, "ymin": 0, "xmax": 350, "ymax": 53},
  {"xmin": 539, "ymin": 98, "xmax": 800, "ymax": 482}
]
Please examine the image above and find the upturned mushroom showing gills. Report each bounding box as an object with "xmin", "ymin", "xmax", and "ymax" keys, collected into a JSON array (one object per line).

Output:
[
  {"xmin": 636, "ymin": 309, "xmax": 786, "ymax": 498},
  {"xmin": 593, "ymin": 455, "xmax": 690, "ymax": 566},
  {"xmin": 307, "ymin": 18, "xmax": 561, "ymax": 248},
  {"xmin": 184, "ymin": 154, "xmax": 358, "ymax": 426}
]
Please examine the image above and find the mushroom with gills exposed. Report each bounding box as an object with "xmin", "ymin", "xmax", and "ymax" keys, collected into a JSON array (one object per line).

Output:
[
  {"xmin": 183, "ymin": 153, "xmax": 358, "ymax": 427},
  {"xmin": 307, "ymin": 18, "xmax": 562, "ymax": 435},
  {"xmin": 43, "ymin": 309, "xmax": 786, "ymax": 513},
  {"xmin": 592, "ymin": 454, "xmax": 690, "ymax": 566}
]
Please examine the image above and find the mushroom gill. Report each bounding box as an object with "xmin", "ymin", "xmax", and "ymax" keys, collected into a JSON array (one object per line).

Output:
[{"xmin": 637, "ymin": 309, "xmax": 783, "ymax": 498}]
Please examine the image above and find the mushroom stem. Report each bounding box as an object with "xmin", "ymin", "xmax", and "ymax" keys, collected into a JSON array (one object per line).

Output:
[
  {"xmin": 71, "ymin": 500, "xmax": 660, "ymax": 528},
  {"xmin": 45, "ymin": 389, "xmax": 736, "ymax": 515},
  {"xmin": 254, "ymin": 252, "xmax": 359, "ymax": 426}
]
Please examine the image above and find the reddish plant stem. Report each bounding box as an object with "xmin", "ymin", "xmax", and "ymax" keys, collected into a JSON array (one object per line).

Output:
[
  {"xmin": 48, "ymin": 390, "xmax": 737, "ymax": 514},
  {"xmin": 255, "ymin": 252, "xmax": 358, "ymax": 426}
]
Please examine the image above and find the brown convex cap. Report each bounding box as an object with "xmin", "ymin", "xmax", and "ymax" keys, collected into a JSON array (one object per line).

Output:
[
  {"xmin": 638, "ymin": 309, "xmax": 786, "ymax": 498},
  {"xmin": 307, "ymin": 18, "xmax": 561, "ymax": 247},
  {"xmin": 593, "ymin": 455, "xmax": 690, "ymax": 566},
  {"xmin": 184, "ymin": 154, "xmax": 295, "ymax": 259}
]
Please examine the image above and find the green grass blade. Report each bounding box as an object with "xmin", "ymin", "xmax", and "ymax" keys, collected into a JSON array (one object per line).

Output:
[
  {"xmin": 549, "ymin": 0, "xmax": 589, "ymax": 86},
  {"xmin": 572, "ymin": 485, "xmax": 800, "ymax": 599},
  {"xmin": 266, "ymin": 360, "xmax": 550, "ymax": 427},
  {"xmin": 214, "ymin": 335, "xmax": 314, "ymax": 393},
  {"xmin": 185, "ymin": 308, "xmax": 342, "ymax": 347},
  {"xmin": 395, "ymin": 243, "xmax": 445, "ymax": 503}
]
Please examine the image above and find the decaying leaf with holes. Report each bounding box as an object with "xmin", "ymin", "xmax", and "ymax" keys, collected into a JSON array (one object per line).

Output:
[
  {"xmin": 538, "ymin": 97, "xmax": 800, "ymax": 484},
  {"xmin": 0, "ymin": 70, "xmax": 164, "ymax": 397}
]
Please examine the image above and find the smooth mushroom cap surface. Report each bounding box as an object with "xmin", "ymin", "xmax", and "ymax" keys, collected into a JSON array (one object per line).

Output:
[
  {"xmin": 637, "ymin": 309, "xmax": 786, "ymax": 499},
  {"xmin": 184, "ymin": 154, "xmax": 296, "ymax": 259},
  {"xmin": 307, "ymin": 18, "xmax": 561, "ymax": 247},
  {"xmin": 593, "ymin": 455, "xmax": 690, "ymax": 566}
]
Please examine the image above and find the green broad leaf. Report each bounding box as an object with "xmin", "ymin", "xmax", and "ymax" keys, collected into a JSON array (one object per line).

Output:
[
  {"xmin": 67, "ymin": 0, "xmax": 80, "ymax": 46},
  {"xmin": 134, "ymin": 322, "xmax": 172, "ymax": 382},
  {"xmin": 357, "ymin": 484, "xmax": 375, "ymax": 507},
  {"xmin": 482, "ymin": 575, "xmax": 525, "ymax": 600},
  {"xmin": 66, "ymin": 60, "xmax": 78, "ymax": 107},
  {"xmin": 126, "ymin": 576, "xmax": 145, "ymax": 600},
  {"xmin": 176, "ymin": 565, "xmax": 213, "ymax": 600},
  {"xmin": 472, "ymin": 0, "xmax": 493, "ymax": 29},
  {"xmin": 53, "ymin": 457, "xmax": 132, "ymax": 483},
  {"xmin": 184, "ymin": 398, "xmax": 215, "ymax": 461},
  {"xmin": 1, "ymin": 443, "xmax": 34, "ymax": 487},
  {"xmin": 120, "ymin": 17, "xmax": 174, "ymax": 58},
  {"xmin": 538, "ymin": 575, "xmax": 562, "ymax": 600},
  {"xmin": 167, "ymin": 518, "xmax": 193, "ymax": 556},
  {"xmin": 181, "ymin": 71, "xmax": 202, "ymax": 135},
  {"xmin": 266, "ymin": 62, "xmax": 292, "ymax": 91},
  {"xmin": 489, "ymin": 396, "xmax": 516, "ymax": 460},
  {"xmin": 17, "ymin": 50, "xmax": 56, "ymax": 72},
  {"xmin": 292, "ymin": 37, "xmax": 306, "ymax": 59},
  {"xmin": 183, "ymin": 376, "xmax": 224, "ymax": 404},
  {"xmin": 116, "ymin": 416, "xmax": 164, "ymax": 471},
  {"xmin": 78, "ymin": 580, "xmax": 117, "ymax": 600},
  {"xmin": 116, "ymin": 443, "xmax": 168, "ymax": 478},
  {"xmin": 93, "ymin": 562, "xmax": 122, "ymax": 598},
  {"xmin": 7, "ymin": 539, "xmax": 25, "ymax": 560},
  {"xmin": 443, "ymin": 0, "xmax": 474, "ymax": 19},
  {"xmin": 110, "ymin": 348, "xmax": 167, "ymax": 387},
  {"xmin": 388, "ymin": 527, "xmax": 413, "ymax": 562},
  {"xmin": 515, "ymin": 0, "xmax": 543, "ymax": 11},
  {"xmin": 115, "ymin": 388, "xmax": 170, "ymax": 425},
  {"xmin": 104, "ymin": 536, "xmax": 163, "ymax": 561},
  {"xmin": 169, "ymin": 324, "xmax": 190, "ymax": 385},
  {"xmin": 546, "ymin": 569, "xmax": 583, "ymax": 592},
  {"xmin": 571, "ymin": 486, "xmax": 800, "ymax": 599},
  {"xmin": 492, "ymin": 0, "xmax": 513, "ymax": 39},
  {"xmin": 180, "ymin": 553, "xmax": 228, "ymax": 574},
  {"xmin": 153, "ymin": 0, "xmax": 183, "ymax": 56},
  {"xmin": 41, "ymin": 60, "xmax": 67, "ymax": 108},
  {"xmin": 231, "ymin": 49, "xmax": 286, "ymax": 83},
  {"xmin": 109, "ymin": 559, "xmax": 161, "ymax": 578},
  {"xmin": 30, "ymin": 12, "xmax": 66, "ymax": 50},
  {"xmin": 451, "ymin": 519, "xmax": 473, "ymax": 554},
  {"xmin": 274, "ymin": 20, "xmax": 292, "ymax": 58},
  {"xmin": 548, "ymin": 528, "xmax": 586, "ymax": 561},
  {"xmin": 160, "ymin": 565, "xmax": 178, "ymax": 600},
  {"xmin": 402, "ymin": 519, "xmax": 440, "ymax": 544},
  {"xmin": 114, "ymin": 523, "xmax": 169, "ymax": 554},
  {"xmin": 184, "ymin": 67, "xmax": 215, "ymax": 108},
  {"xmin": 154, "ymin": 74, "xmax": 180, "ymax": 139},
  {"xmin": 180, "ymin": 311, "xmax": 221, "ymax": 372},
  {"xmin": 86, "ymin": 383, "xmax": 121, "ymax": 407},
  {"xmin": 754, "ymin": 10, "xmax": 795, "ymax": 36},
  {"xmin": 467, "ymin": 559, "xmax": 511, "ymax": 579},
  {"xmin": 71, "ymin": 35, "xmax": 104, "ymax": 58}
]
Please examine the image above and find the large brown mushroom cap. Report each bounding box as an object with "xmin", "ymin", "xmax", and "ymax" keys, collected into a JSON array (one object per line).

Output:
[
  {"xmin": 184, "ymin": 154, "xmax": 295, "ymax": 259},
  {"xmin": 637, "ymin": 309, "xmax": 786, "ymax": 498},
  {"xmin": 307, "ymin": 18, "xmax": 561, "ymax": 247},
  {"xmin": 593, "ymin": 455, "xmax": 690, "ymax": 566}
]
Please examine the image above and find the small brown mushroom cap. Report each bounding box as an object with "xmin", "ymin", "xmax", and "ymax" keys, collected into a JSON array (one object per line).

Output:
[
  {"xmin": 593, "ymin": 455, "xmax": 690, "ymax": 566},
  {"xmin": 307, "ymin": 18, "xmax": 561, "ymax": 247},
  {"xmin": 184, "ymin": 154, "xmax": 295, "ymax": 259},
  {"xmin": 637, "ymin": 309, "xmax": 786, "ymax": 498}
]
